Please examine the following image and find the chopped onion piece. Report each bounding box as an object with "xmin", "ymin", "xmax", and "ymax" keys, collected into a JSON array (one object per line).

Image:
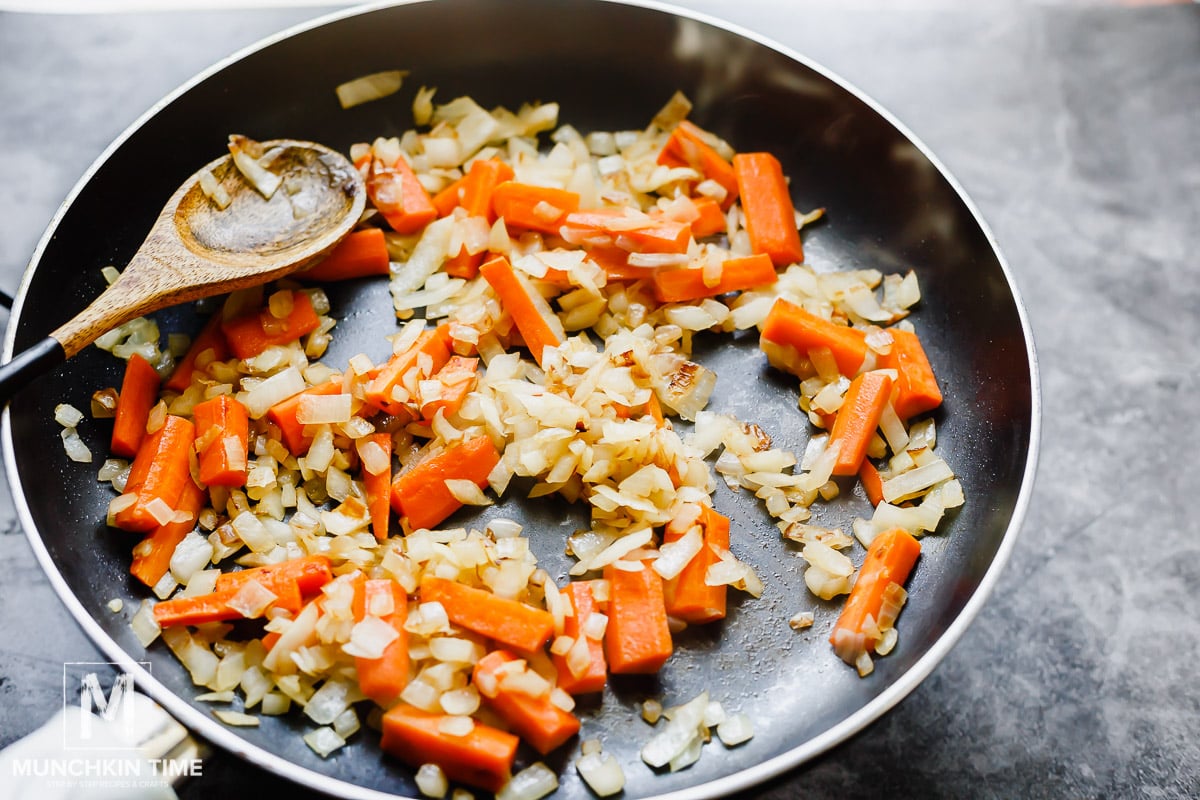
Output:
[
  {"xmin": 652, "ymin": 527, "xmax": 703, "ymax": 580},
  {"xmin": 444, "ymin": 478, "xmax": 491, "ymax": 506},
  {"xmin": 336, "ymin": 70, "xmax": 407, "ymax": 109},
  {"xmin": 54, "ymin": 403, "xmax": 85, "ymax": 428},
  {"xmin": 497, "ymin": 762, "xmax": 558, "ymax": 800},
  {"xmin": 416, "ymin": 763, "xmax": 449, "ymax": 798},
  {"xmin": 717, "ymin": 713, "xmax": 755, "ymax": 746},
  {"xmin": 304, "ymin": 726, "xmax": 347, "ymax": 758},
  {"xmin": 296, "ymin": 393, "xmax": 352, "ymax": 425},
  {"xmin": 213, "ymin": 710, "xmax": 259, "ymax": 727},
  {"xmin": 198, "ymin": 168, "xmax": 231, "ymax": 209},
  {"xmin": 641, "ymin": 691, "xmax": 708, "ymax": 768},
  {"xmin": 60, "ymin": 428, "xmax": 92, "ymax": 463},
  {"xmin": 130, "ymin": 599, "xmax": 160, "ymax": 647},
  {"xmin": 576, "ymin": 751, "xmax": 625, "ymax": 797},
  {"xmin": 226, "ymin": 579, "xmax": 277, "ymax": 619},
  {"xmin": 343, "ymin": 616, "xmax": 401, "ymax": 659}
]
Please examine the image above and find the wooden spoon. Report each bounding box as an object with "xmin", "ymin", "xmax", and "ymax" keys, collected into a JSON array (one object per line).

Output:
[{"xmin": 0, "ymin": 139, "xmax": 366, "ymax": 404}]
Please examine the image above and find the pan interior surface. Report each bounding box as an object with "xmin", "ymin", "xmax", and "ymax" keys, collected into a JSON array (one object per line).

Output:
[{"xmin": 3, "ymin": 1, "xmax": 1035, "ymax": 798}]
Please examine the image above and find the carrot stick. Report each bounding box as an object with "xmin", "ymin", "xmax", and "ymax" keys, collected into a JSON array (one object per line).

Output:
[
  {"xmin": 165, "ymin": 314, "xmax": 229, "ymax": 393},
  {"xmin": 550, "ymin": 581, "xmax": 608, "ymax": 695},
  {"xmin": 266, "ymin": 379, "xmax": 343, "ymax": 455},
  {"xmin": 651, "ymin": 253, "xmax": 777, "ymax": 304},
  {"xmin": 562, "ymin": 208, "xmax": 692, "ymax": 254},
  {"xmin": 479, "ymin": 254, "xmax": 565, "ymax": 368},
  {"xmin": 859, "ymin": 459, "xmax": 885, "ymax": 507},
  {"xmin": 663, "ymin": 196, "xmax": 728, "ymax": 238},
  {"xmin": 380, "ymin": 703, "xmax": 518, "ymax": 793},
  {"xmin": 603, "ymin": 560, "xmax": 673, "ymax": 674},
  {"xmin": 419, "ymin": 576, "xmax": 554, "ymax": 653},
  {"xmin": 584, "ymin": 245, "xmax": 656, "ymax": 283},
  {"xmin": 663, "ymin": 505, "xmax": 730, "ymax": 624},
  {"xmin": 300, "ymin": 228, "xmax": 390, "ymax": 282},
  {"xmin": 369, "ymin": 154, "xmax": 438, "ymax": 235},
  {"xmin": 733, "ymin": 152, "xmax": 804, "ymax": 266},
  {"xmin": 830, "ymin": 527, "xmax": 921, "ymax": 663},
  {"xmin": 474, "ymin": 649, "xmax": 580, "ymax": 755},
  {"xmin": 444, "ymin": 158, "xmax": 515, "ymax": 278},
  {"xmin": 153, "ymin": 588, "xmax": 243, "ymax": 627},
  {"xmin": 432, "ymin": 175, "xmax": 467, "ymax": 217},
  {"xmin": 113, "ymin": 415, "xmax": 195, "ymax": 533},
  {"xmin": 129, "ymin": 477, "xmax": 206, "ymax": 588},
  {"xmin": 645, "ymin": 392, "xmax": 666, "ymax": 428},
  {"xmin": 491, "ymin": 182, "xmax": 580, "ymax": 235},
  {"xmin": 390, "ymin": 435, "xmax": 500, "ymax": 531},
  {"xmin": 153, "ymin": 577, "xmax": 303, "ymax": 627},
  {"xmin": 419, "ymin": 355, "xmax": 479, "ymax": 422},
  {"xmin": 192, "ymin": 394, "xmax": 249, "ymax": 487},
  {"xmin": 760, "ymin": 297, "xmax": 868, "ymax": 378},
  {"xmin": 221, "ymin": 290, "xmax": 320, "ymax": 360},
  {"xmin": 214, "ymin": 555, "xmax": 333, "ymax": 596},
  {"xmin": 363, "ymin": 325, "xmax": 452, "ymax": 417},
  {"xmin": 111, "ymin": 353, "xmax": 161, "ymax": 458},
  {"xmin": 353, "ymin": 578, "xmax": 410, "ymax": 706},
  {"xmin": 879, "ymin": 328, "xmax": 943, "ymax": 420},
  {"xmin": 658, "ymin": 120, "xmax": 739, "ymax": 209},
  {"xmin": 363, "ymin": 432, "xmax": 393, "ymax": 541},
  {"xmin": 828, "ymin": 371, "xmax": 894, "ymax": 477}
]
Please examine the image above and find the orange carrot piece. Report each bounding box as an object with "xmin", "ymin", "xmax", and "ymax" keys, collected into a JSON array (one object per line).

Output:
[
  {"xmin": 583, "ymin": 245, "xmax": 654, "ymax": 283},
  {"xmin": 300, "ymin": 228, "xmax": 390, "ymax": 282},
  {"xmin": 215, "ymin": 555, "xmax": 333, "ymax": 597},
  {"xmin": 479, "ymin": 254, "xmax": 564, "ymax": 367},
  {"xmin": 221, "ymin": 290, "xmax": 320, "ymax": 360},
  {"xmin": 550, "ymin": 581, "xmax": 608, "ymax": 695},
  {"xmin": 113, "ymin": 415, "xmax": 195, "ymax": 533},
  {"xmin": 733, "ymin": 152, "xmax": 804, "ymax": 266},
  {"xmin": 645, "ymin": 392, "xmax": 666, "ymax": 428},
  {"xmin": 444, "ymin": 159, "xmax": 516, "ymax": 278},
  {"xmin": 129, "ymin": 477, "xmax": 205, "ymax": 588},
  {"xmin": 663, "ymin": 505, "xmax": 730, "ymax": 624},
  {"xmin": 380, "ymin": 704, "xmax": 518, "ymax": 793},
  {"xmin": 192, "ymin": 394, "xmax": 249, "ymax": 487},
  {"xmin": 690, "ymin": 197, "xmax": 728, "ymax": 238},
  {"xmin": 603, "ymin": 561, "xmax": 673, "ymax": 674},
  {"xmin": 363, "ymin": 325, "xmax": 452, "ymax": 417},
  {"xmin": 562, "ymin": 208, "xmax": 692, "ymax": 255},
  {"xmin": 111, "ymin": 353, "xmax": 161, "ymax": 459},
  {"xmin": 153, "ymin": 578, "xmax": 302, "ymax": 627},
  {"xmin": 152, "ymin": 588, "xmax": 243, "ymax": 627},
  {"xmin": 829, "ymin": 371, "xmax": 894, "ymax": 477},
  {"xmin": 879, "ymin": 328, "xmax": 943, "ymax": 420},
  {"xmin": 419, "ymin": 355, "xmax": 479, "ymax": 422},
  {"xmin": 419, "ymin": 576, "xmax": 554, "ymax": 653},
  {"xmin": 859, "ymin": 459, "xmax": 885, "ymax": 507},
  {"xmin": 363, "ymin": 432, "xmax": 393, "ymax": 541},
  {"xmin": 165, "ymin": 314, "xmax": 229, "ymax": 393},
  {"xmin": 432, "ymin": 175, "xmax": 468, "ymax": 217},
  {"xmin": 658, "ymin": 120, "xmax": 739, "ymax": 209},
  {"xmin": 760, "ymin": 297, "xmax": 869, "ymax": 378},
  {"xmin": 390, "ymin": 435, "xmax": 500, "ymax": 531},
  {"xmin": 354, "ymin": 579, "xmax": 410, "ymax": 706},
  {"xmin": 474, "ymin": 650, "xmax": 581, "ymax": 755},
  {"xmin": 651, "ymin": 253, "xmax": 777, "ymax": 304},
  {"xmin": 491, "ymin": 182, "xmax": 580, "ymax": 235},
  {"xmin": 830, "ymin": 528, "xmax": 921, "ymax": 662},
  {"xmin": 369, "ymin": 155, "xmax": 438, "ymax": 235},
  {"xmin": 266, "ymin": 379, "xmax": 343, "ymax": 455}
]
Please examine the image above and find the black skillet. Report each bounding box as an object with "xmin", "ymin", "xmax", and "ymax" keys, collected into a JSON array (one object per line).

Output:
[{"xmin": 2, "ymin": 1, "xmax": 1039, "ymax": 797}]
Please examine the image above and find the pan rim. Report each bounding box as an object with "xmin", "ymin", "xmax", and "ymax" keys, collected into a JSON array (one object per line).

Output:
[{"xmin": 2, "ymin": 0, "xmax": 1041, "ymax": 797}]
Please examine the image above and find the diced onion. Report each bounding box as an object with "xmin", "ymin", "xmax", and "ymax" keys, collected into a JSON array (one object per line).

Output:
[
  {"xmin": 336, "ymin": 70, "xmax": 407, "ymax": 109},
  {"xmin": 213, "ymin": 710, "xmax": 260, "ymax": 727},
  {"xmin": 497, "ymin": 762, "xmax": 558, "ymax": 800},
  {"xmin": 304, "ymin": 726, "xmax": 347, "ymax": 758},
  {"xmin": 716, "ymin": 713, "xmax": 755, "ymax": 746},
  {"xmin": 576, "ymin": 751, "xmax": 625, "ymax": 797},
  {"xmin": 416, "ymin": 763, "xmax": 449, "ymax": 798}
]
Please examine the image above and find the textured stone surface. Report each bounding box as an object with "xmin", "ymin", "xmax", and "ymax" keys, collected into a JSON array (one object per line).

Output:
[{"xmin": 0, "ymin": 3, "xmax": 1196, "ymax": 799}]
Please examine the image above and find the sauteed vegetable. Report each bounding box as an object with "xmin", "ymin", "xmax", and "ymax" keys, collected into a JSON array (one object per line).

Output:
[{"xmin": 67, "ymin": 88, "xmax": 963, "ymax": 796}]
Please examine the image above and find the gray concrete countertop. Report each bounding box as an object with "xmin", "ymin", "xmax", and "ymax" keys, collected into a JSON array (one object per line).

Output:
[{"xmin": 0, "ymin": 2, "xmax": 1196, "ymax": 798}]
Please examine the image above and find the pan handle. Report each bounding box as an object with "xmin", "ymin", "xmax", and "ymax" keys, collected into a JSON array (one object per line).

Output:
[{"xmin": 0, "ymin": 336, "xmax": 67, "ymax": 406}]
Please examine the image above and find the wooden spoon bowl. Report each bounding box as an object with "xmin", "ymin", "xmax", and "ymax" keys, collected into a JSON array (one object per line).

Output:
[{"xmin": 0, "ymin": 139, "xmax": 365, "ymax": 400}]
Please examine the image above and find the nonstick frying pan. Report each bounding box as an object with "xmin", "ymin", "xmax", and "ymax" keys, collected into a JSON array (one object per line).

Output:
[{"xmin": 2, "ymin": 1, "xmax": 1039, "ymax": 797}]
